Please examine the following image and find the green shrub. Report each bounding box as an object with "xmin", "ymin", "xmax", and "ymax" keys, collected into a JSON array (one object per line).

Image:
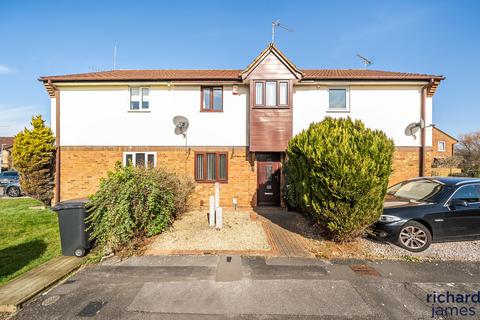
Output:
[
  {"xmin": 86, "ymin": 163, "xmax": 194, "ymax": 254},
  {"xmin": 12, "ymin": 115, "xmax": 55, "ymax": 205},
  {"xmin": 285, "ymin": 117, "xmax": 394, "ymax": 242}
]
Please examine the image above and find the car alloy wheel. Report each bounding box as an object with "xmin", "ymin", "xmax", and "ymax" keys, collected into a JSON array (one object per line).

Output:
[
  {"xmin": 7, "ymin": 186, "xmax": 20, "ymax": 197},
  {"xmin": 397, "ymin": 221, "xmax": 432, "ymax": 252}
]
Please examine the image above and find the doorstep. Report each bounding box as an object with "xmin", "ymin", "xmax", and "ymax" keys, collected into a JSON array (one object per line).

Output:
[{"xmin": 0, "ymin": 256, "xmax": 85, "ymax": 312}]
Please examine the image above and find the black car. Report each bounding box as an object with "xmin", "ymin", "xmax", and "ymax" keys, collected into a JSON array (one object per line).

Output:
[
  {"xmin": 371, "ymin": 177, "xmax": 480, "ymax": 252},
  {"xmin": 0, "ymin": 171, "xmax": 21, "ymax": 197}
]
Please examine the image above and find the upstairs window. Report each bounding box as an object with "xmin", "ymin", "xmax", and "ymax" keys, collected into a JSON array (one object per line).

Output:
[
  {"xmin": 254, "ymin": 81, "xmax": 289, "ymax": 107},
  {"xmin": 201, "ymin": 87, "xmax": 223, "ymax": 111},
  {"xmin": 195, "ymin": 152, "xmax": 228, "ymax": 182},
  {"xmin": 438, "ymin": 141, "xmax": 446, "ymax": 152},
  {"xmin": 123, "ymin": 152, "xmax": 156, "ymax": 168},
  {"xmin": 130, "ymin": 88, "xmax": 150, "ymax": 110},
  {"xmin": 328, "ymin": 88, "xmax": 349, "ymax": 111}
]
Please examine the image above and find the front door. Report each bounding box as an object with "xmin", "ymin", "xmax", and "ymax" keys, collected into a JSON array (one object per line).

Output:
[{"xmin": 257, "ymin": 161, "xmax": 281, "ymax": 206}]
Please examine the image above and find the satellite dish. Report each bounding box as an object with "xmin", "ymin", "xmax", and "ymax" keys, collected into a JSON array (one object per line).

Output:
[
  {"xmin": 173, "ymin": 116, "xmax": 189, "ymax": 137},
  {"xmin": 405, "ymin": 122, "xmax": 421, "ymax": 140}
]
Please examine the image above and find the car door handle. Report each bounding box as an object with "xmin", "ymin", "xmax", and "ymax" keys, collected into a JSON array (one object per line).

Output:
[{"xmin": 434, "ymin": 219, "xmax": 444, "ymax": 222}]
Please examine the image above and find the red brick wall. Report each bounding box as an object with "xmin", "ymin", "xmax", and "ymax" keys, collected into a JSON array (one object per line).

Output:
[
  {"xmin": 57, "ymin": 146, "xmax": 430, "ymax": 207},
  {"xmin": 432, "ymin": 127, "xmax": 457, "ymax": 158}
]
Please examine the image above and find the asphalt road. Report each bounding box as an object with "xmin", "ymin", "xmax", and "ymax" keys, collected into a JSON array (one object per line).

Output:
[{"xmin": 13, "ymin": 255, "xmax": 480, "ymax": 319}]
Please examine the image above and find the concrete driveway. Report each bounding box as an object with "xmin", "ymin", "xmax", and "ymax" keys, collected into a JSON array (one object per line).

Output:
[{"xmin": 12, "ymin": 255, "xmax": 480, "ymax": 319}]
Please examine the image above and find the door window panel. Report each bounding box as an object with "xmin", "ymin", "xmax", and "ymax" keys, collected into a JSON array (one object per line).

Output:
[{"xmin": 452, "ymin": 185, "xmax": 480, "ymax": 203}]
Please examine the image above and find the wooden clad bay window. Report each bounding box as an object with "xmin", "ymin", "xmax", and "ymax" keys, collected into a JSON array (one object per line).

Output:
[
  {"xmin": 195, "ymin": 152, "xmax": 228, "ymax": 182},
  {"xmin": 123, "ymin": 152, "xmax": 156, "ymax": 168},
  {"xmin": 201, "ymin": 86, "xmax": 223, "ymax": 111},
  {"xmin": 254, "ymin": 80, "xmax": 289, "ymax": 107}
]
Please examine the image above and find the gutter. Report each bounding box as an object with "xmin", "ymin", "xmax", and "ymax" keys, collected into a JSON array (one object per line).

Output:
[{"xmin": 420, "ymin": 79, "xmax": 435, "ymax": 177}]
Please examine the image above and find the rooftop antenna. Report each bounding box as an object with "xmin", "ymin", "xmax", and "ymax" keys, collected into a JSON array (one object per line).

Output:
[
  {"xmin": 356, "ymin": 53, "xmax": 373, "ymax": 69},
  {"xmin": 271, "ymin": 20, "xmax": 293, "ymax": 44},
  {"xmin": 113, "ymin": 46, "xmax": 117, "ymax": 70}
]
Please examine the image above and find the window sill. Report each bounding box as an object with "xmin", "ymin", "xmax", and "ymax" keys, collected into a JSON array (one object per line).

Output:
[
  {"xmin": 326, "ymin": 109, "xmax": 350, "ymax": 113},
  {"xmin": 200, "ymin": 110, "xmax": 223, "ymax": 113},
  {"xmin": 195, "ymin": 180, "xmax": 228, "ymax": 184},
  {"xmin": 128, "ymin": 110, "xmax": 151, "ymax": 113}
]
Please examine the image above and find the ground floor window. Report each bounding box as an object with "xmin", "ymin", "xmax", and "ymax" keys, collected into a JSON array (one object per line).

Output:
[
  {"xmin": 123, "ymin": 152, "xmax": 156, "ymax": 168},
  {"xmin": 194, "ymin": 152, "xmax": 228, "ymax": 182}
]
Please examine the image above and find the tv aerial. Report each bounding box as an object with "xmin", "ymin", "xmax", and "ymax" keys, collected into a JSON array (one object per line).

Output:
[
  {"xmin": 356, "ymin": 54, "xmax": 374, "ymax": 69},
  {"xmin": 271, "ymin": 20, "xmax": 293, "ymax": 44},
  {"xmin": 173, "ymin": 116, "xmax": 189, "ymax": 138}
]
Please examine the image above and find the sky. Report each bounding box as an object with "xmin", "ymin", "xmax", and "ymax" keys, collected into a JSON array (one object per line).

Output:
[{"xmin": 0, "ymin": 0, "xmax": 479, "ymax": 138}]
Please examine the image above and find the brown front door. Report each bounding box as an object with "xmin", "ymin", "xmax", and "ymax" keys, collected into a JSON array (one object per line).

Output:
[{"xmin": 257, "ymin": 161, "xmax": 281, "ymax": 206}]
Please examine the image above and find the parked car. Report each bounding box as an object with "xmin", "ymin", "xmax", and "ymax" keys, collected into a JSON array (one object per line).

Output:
[
  {"xmin": 371, "ymin": 177, "xmax": 480, "ymax": 252},
  {"xmin": 0, "ymin": 171, "xmax": 21, "ymax": 197}
]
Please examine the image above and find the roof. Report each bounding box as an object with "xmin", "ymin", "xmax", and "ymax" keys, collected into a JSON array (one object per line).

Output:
[
  {"xmin": 240, "ymin": 43, "xmax": 303, "ymax": 80},
  {"xmin": 39, "ymin": 68, "xmax": 444, "ymax": 82},
  {"xmin": 0, "ymin": 137, "xmax": 14, "ymax": 148},
  {"xmin": 433, "ymin": 127, "xmax": 459, "ymax": 142},
  {"xmin": 39, "ymin": 44, "xmax": 445, "ymax": 99}
]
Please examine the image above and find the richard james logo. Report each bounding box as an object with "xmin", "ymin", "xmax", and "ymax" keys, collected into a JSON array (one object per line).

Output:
[{"xmin": 428, "ymin": 291, "xmax": 480, "ymax": 318}]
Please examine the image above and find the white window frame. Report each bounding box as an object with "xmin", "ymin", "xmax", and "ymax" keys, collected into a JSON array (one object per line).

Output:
[
  {"xmin": 327, "ymin": 87, "xmax": 350, "ymax": 112},
  {"xmin": 438, "ymin": 141, "xmax": 446, "ymax": 152},
  {"xmin": 123, "ymin": 152, "xmax": 157, "ymax": 167},
  {"xmin": 129, "ymin": 87, "xmax": 150, "ymax": 111}
]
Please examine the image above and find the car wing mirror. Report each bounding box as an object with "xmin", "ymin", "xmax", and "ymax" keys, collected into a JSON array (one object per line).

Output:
[{"xmin": 449, "ymin": 199, "xmax": 469, "ymax": 208}]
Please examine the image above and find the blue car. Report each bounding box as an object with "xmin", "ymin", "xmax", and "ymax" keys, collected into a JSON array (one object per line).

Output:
[{"xmin": 0, "ymin": 171, "xmax": 21, "ymax": 197}]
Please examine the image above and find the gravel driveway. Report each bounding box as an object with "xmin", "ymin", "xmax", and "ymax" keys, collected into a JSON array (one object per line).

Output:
[{"xmin": 362, "ymin": 237, "xmax": 480, "ymax": 261}]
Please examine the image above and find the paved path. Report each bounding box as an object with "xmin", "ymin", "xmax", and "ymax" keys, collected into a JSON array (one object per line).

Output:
[
  {"xmin": 0, "ymin": 256, "xmax": 84, "ymax": 312},
  {"xmin": 12, "ymin": 255, "xmax": 480, "ymax": 319}
]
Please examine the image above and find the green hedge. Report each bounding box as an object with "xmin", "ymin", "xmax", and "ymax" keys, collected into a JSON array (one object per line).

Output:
[
  {"xmin": 86, "ymin": 163, "xmax": 194, "ymax": 254},
  {"xmin": 285, "ymin": 117, "xmax": 394, "ymax": 242}
]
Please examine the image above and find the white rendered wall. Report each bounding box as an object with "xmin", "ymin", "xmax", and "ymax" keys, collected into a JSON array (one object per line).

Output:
[
  {"xmin": 58, "ymin": 85, "xmax": 248, "ymax": 146},
  {"xmin": 293, "ymin": 85, "xmax": 432, "ymax": 147}
]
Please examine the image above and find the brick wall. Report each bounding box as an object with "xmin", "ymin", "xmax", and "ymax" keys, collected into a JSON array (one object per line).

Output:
[
  {"xmin": 390, "ymin": 146, "xmax": 432, "ymax": 186},
  {"xmin": 58, "ymin": 146, "xmax": 430, "ymax": 207},
  {"xmin": 59, "ymin": 146, "xmax": 257, "ymax": 208},
  {"xmin": 432, "ymin": 127, "xmax": 457, "ymax": 158}
]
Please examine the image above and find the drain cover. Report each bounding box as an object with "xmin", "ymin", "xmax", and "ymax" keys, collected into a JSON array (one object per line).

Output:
[
  {"xmin": 350, "ymin": 264, "xmax": 380, "ymax": 276},
  {"xmin": 41, "ymin": 295, "xmax": 60, "ymax": 306},
  {"xmin": 77, "ymin": 301, "xmax": 107, "ymax": 317}
]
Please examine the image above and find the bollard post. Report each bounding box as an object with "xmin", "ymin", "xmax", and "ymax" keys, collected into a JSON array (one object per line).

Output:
[
  {"xmin": 214, "ymin": 182, "xmax": 220, "ymax": 209},
  {"xmin": 215, "ymin": 207, "xmax": 223, "ymax": 229},
  {"xmin": 209, "ymin": 195, "xmax": 215, "ymax": 227}
]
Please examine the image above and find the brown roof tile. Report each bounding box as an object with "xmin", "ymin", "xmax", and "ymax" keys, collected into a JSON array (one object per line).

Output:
[
  {"xmin": 0, "ymin": 137, "xmax": 14, "ymax": 148},
  {"xmin": 39, "ymin": 68, "xmax": 444, "ymax": 82},
  {"xmin": 301, "ymin": 69, "xmax": 444, "ymax": 80}
]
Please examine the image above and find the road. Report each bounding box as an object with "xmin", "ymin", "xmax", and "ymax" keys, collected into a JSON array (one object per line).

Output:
[{"xmin": 13, "ymin": 255, "xmax": 480, "ymax": 319}]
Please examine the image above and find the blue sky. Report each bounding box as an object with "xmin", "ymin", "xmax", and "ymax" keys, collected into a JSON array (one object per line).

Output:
[{"xmin": 0, "ymin": 0, "xmax": 478, "ymax": 137}]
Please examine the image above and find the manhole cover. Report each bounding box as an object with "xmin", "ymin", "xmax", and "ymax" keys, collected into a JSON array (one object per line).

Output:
[
  {"xmin": 77, "ymin": 301, "xmax": 107, "ymax": 317},
  {"xmin": 350, "ymin": 264, "xmax": 381, "ymax": 276},
  {"xmin": 41, "ymin": 295, "xmax": 60, "ymax": 306}
]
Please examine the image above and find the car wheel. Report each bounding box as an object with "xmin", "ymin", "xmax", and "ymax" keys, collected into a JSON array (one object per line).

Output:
[
  {"xmin": 7, "ymin": 186, "xmax": 20, "ymax": 197},
  {"xmin": 397, "ymin": 221, "xmax": 432, "ymax": 252}
]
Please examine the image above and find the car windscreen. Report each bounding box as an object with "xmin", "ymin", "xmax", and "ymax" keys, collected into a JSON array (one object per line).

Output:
[{"xmin": 387, "ymin": 180, "xmax": 446, "ymax": 202}]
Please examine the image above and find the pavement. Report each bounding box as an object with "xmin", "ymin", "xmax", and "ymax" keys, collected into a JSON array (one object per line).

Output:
[{"xmin": 11, "ymin": 255, "xmax": 480, "ymax": 319}]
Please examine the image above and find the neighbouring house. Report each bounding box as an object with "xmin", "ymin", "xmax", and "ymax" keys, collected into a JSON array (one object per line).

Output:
[
  {"xmin": 39, "ymin": 44, "xmax": 444, "ymax": 208},
  {"xmin": 431, "ymin": 127, "xmax": 460, "ymax": 176},
  {"xmin": 0, "ymin": 137, "xmax": 14, "ymax": 171}
]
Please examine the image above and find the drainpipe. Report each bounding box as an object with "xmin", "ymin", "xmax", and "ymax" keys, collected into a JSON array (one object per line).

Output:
[
  {"xmin": 420, "ymin": 79, "xmax": 435, "ymax": 177},
  {"xmin": 49, "ymin": 80, "xmax": 61, "ymax": 204}
]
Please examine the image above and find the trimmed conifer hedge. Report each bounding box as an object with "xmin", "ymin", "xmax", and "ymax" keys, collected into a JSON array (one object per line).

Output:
[{"xmin": 285, "ymin": 117, "xmax": 394, "ymax": 242}]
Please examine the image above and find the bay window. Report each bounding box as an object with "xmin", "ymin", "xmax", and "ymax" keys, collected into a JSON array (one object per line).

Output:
[{"xmin": 254, "ymin": 80, "xmax": 289, "ymax": 107}]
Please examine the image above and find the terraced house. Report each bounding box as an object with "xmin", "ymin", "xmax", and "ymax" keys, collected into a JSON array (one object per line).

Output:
[{"xmin": 40, "ymin": 44, "xmax": 444, "ymax": 208}]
